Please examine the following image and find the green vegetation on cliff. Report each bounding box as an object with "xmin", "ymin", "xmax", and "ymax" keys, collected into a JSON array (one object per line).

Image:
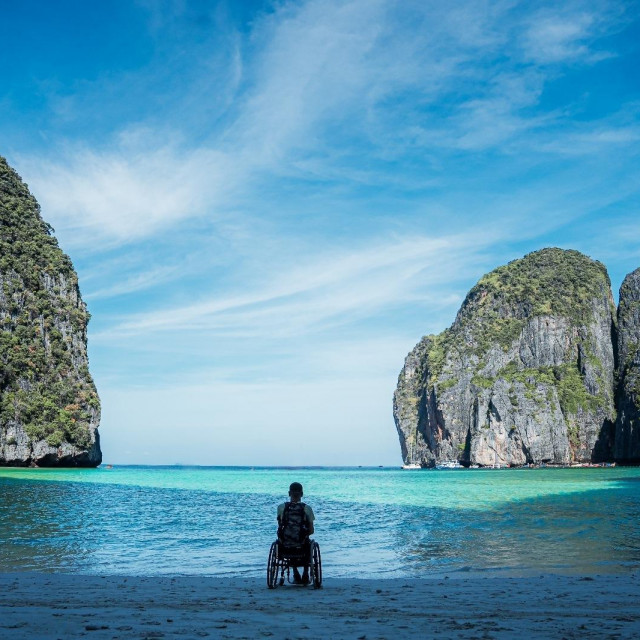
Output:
[
  {"xmin": 618, "ymin": 273, "xmax": 640, "ymax": 411},
  {"xmin": 424, "ymin": 249, "xmax": 612, "ymax": 386},
  {"xmin": 470, "ymin": 248, "xmax": 611, "ymax": 323},
  {"xmin": 395, "ymin": 247, "xmax": 619, "ymax": 466},
  {"xmin": 0, "ymin": 156, "xmax": 99, "ymax": 450}
]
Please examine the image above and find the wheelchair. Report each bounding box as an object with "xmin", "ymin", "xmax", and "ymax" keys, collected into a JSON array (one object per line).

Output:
[{"xmin": 267, "ymin": 538, "xmax": 322, "ymax": 589}]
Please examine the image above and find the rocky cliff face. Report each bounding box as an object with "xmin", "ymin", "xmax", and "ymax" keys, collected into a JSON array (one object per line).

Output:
[
  {"xmin": 394, "ymin": 249, "xmax": 617, "ymax": 467},
  {"xmin": 615, "ymin": 269, "xmax": 640, "ymax": 462},
  {"xmin": 0, "ymin": 156, "xmax": 101, "ymax": 467}
]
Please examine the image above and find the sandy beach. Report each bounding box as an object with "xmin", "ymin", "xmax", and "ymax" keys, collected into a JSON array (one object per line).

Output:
[{"xmin": 1, "ymin": 572, "xmax": 639, "ymax": 639}]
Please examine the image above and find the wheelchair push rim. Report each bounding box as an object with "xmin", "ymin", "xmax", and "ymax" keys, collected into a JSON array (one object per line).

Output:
[
  {"xmin": 311, "ymin": 541, "xmax": 322, "ymax": 589},
  {"xmin": 267, "ymin": 541, "xmax": 279, "ymax": 589}
]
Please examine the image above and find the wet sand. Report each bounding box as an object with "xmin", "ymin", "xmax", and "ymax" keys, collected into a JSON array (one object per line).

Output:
[{"xmin": 1, "ymin": 572, "xmax": 639, "ymax": 639}]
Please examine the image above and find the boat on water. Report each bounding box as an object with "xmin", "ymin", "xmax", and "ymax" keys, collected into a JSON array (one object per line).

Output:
[
  {"xmin": 401, "ymin": 463, "xmax": 422, "ymax": 470},
  {"xmin": 436, "ymin": 460, "xmax": 463, "ymax": 469}
]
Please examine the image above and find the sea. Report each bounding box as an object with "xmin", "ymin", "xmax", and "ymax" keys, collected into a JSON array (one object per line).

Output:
[{"xmin": 1, "ymin": 465, "xmax": 640, "ymax": 579}]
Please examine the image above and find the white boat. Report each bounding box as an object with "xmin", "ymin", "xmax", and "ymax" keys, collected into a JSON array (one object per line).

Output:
[
  {"xmin": 401, "ymin": 463, "xmax": 422, "ymax": 470},
  {"xmin": 436, "ymin": 460, "xmax": 463, "ymax": 469}
]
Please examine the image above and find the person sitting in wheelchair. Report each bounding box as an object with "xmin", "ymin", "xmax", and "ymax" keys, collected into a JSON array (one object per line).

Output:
[{"xmin": 277, "ymin": 482, "xmax": 315, "ymax": 584}]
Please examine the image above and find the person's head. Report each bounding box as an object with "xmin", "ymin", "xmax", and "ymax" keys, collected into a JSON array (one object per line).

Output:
[{"xmin": 288, "ymin": 482, "xmax": 303, "ymax": 502}]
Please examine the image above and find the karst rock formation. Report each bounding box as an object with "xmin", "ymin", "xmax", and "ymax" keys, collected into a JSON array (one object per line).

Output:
[
  {"xmin": 0, "ymin": 156, "xmax": 101, "ymax": 467},
  {"xmin": 615, "ymin": 268, "xmax": 640, "ymax": 463},
  {"xmin": 394, "ymin": 248, "xmax": 640, "ymax": 467}
]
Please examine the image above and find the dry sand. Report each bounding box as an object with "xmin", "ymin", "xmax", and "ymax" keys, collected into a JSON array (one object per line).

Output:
[{"xmin": 1, "ymin": 572, "xmax": 640, "ymax": 639}]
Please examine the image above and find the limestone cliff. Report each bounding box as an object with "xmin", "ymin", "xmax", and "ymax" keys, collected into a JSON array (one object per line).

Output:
[
  {"xmin": 394, "ymin": 249, "xmax": 617, "ymax": 467},
  {"xmin": 0, "ymin": 156, "xmax": 101, "ymax": 466},
  {"xmin": 615, "ymin": 269, "xmax": 640, "ymax": 462}
]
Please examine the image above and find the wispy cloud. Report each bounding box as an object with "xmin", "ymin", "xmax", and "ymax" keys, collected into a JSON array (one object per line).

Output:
[
  {"xmin": 19, "ymin": 143, "xmax": 236, "ymax": 248},
  {"xmin": 443, "ymin": 71, "xmax": 549, "ymax": 151},
  {"xmin": 5, "ymin": 0, "xmax": 640, "ymax": 463},
  {"xmin": 16, "ymin": 0, "xmax": 635, "ymax": 252},
  {"xmin": 534, "ymin": 121, "xmax": 640, "ymax": 156},
  {"xmin": 85, "ymin": 263, "xmax": 182, "ymax": 300},
  {"xmin": 522, "ymin": 5, "xmax": 617, "ymax": 65},
  {"xmin": 93, "ymin": 232, "xmax": 481, "ymax": 339}
]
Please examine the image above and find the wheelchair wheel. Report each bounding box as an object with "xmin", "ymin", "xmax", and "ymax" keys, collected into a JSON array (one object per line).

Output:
[
  {"xmin": 267, "ymin": 541, "xmax": 279, "ymax": 589},
  {"xmin": 311, "ymin": 541, "xmax": 322, "ymax": 589}
]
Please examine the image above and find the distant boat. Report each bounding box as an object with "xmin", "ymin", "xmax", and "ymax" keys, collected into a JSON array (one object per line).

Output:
[
  {"xmin": 401, "ymin": 463, "xmax": 421, "ymax": 470},
  {"xmin": 436, "ymin": 460, "xmax": 463, "ymax": 469}
]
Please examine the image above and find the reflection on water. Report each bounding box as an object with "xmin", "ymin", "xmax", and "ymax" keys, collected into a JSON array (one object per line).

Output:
[{"xmin": 1, "ymin": 467, "xmax": 640, "ymax": 577}]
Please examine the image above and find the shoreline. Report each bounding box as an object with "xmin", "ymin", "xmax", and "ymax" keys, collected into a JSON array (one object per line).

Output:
[{"xmin": 2, "ymin": 572, "xmax": 640, "ymax": 639}]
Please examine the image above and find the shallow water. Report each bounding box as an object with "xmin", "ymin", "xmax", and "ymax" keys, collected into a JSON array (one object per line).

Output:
[{"xmin": 1, "ymin": 465, "xmax": 640, "ymax": 578}]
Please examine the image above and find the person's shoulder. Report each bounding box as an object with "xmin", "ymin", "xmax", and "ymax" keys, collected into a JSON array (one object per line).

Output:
[
  {"xmin": 304, "ymin": 503, "xmax": 315, "ymax": 520},
  {"xmin": 277, "ymin": 502, "xmax": 287, "ymax": 514}
]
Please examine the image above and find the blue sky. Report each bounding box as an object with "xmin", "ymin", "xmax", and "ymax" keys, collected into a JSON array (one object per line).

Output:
[{"xmin": 2, "ymin": 0, "xmax": 639, "ymax": 465}]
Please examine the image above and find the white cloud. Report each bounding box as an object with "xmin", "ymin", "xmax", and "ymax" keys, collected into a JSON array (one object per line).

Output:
[
  {"xmin": 92, "ymin": 231, "xmax": 489, "ymax": 340},
  {"xmin": 445, "ymin": 71, "xmax": 549, "ymax": 150},
  {"xmin": 16, "ymin": 0, "xmax": 631, "ymax": 252},
  {"xmin": 535, "ymin": 124, "xmax": 640, "ymax": 156},
  {"xmin": 233, "ymin": 0, "xmax": 390, "ymax": 162},
  {"xmin": 85, "ymin": 264, "xmax": 182, "ymax": 300},
  {"xmin": 522, "ymin": 8, "xmax": 612, "ymax": 64},
  {"xmin": 232, "ymin": 0, "xmax": 509, "ymax": 164},
  {"xmin": 17, "ymin": 143, "xmax": 236, "ymax": 248}
]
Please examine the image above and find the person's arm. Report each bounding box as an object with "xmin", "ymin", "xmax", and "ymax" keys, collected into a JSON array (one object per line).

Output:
[{"xmin": 306, "ymin": 505, "xmax": 315, "ymax": 535}]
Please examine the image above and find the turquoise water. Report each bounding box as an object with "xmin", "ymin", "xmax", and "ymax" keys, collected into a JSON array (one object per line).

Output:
[{"xmin": 1, "ymin": 466, "xmax": 640, "ymax": 578}]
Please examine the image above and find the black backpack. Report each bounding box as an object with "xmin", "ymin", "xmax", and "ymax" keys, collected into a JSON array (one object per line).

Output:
[{"xmin": 278, "ymin": 502, "xmax": 309, "ymax": 546}]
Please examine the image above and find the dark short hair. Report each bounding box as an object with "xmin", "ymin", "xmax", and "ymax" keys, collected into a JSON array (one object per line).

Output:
[{"xmin": 289, "ymin": 482, "xmax": 303, "ymax": 494}]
